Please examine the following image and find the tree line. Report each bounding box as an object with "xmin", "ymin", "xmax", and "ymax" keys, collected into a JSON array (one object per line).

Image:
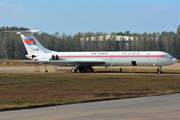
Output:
[{"xmin": 0, "ymin": 25, "xmax": 180, "ymax": 59}]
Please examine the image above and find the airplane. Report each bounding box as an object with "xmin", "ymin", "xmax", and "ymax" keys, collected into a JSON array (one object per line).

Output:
[{"xmin": 3, "ymin": 30, "xmax": 178, "ymax": 74}]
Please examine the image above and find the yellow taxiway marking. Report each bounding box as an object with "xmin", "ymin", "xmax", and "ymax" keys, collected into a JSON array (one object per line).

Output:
[{"xmin": 49, "ymin": 103, "xmax": 179, "ymax": 120}]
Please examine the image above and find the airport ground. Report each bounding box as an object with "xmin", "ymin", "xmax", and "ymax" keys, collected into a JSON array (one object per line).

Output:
[
  {"xmin": 0, "ymin": 62, "xmax": 179, "ymax": 119},
  {"xmin": 0, "ymin": 62, "xmax": 179, "ymax": 73},
  {"xmin": 0, "ymin": 70, "xmax": 179, "ymax": 111}
]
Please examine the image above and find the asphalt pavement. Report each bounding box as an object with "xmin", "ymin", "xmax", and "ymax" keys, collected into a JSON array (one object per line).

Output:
[{"xmin": 0, "ymin": 94, "xmax": 179, "ymax": 120}]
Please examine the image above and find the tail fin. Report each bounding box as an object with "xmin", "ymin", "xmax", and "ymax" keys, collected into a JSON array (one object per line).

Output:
[{"xmin": 4, "ymin": 30, "xmax": 51, "ymax": 55}]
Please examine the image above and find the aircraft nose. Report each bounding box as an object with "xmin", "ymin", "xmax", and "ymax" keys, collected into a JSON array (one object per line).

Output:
[{"xmin": 171, "ymin": 58, "xmax": 178, "ymax": 64}]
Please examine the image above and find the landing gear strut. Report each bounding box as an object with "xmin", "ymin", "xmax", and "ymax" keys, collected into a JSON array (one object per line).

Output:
[
  {"xmin": 157, "ymin": 66, "xmax": 162, "ymax": 74},
  {"xmin": 45, "ymin": 64, "xmax": 48, "ymax": 72},
  {"xmin": 119, "ymin": 68, "xmax": 122, "ymax": 73}
]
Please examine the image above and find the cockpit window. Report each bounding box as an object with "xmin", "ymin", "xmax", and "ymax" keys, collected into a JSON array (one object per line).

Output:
[{"xmin": 165, "ymin": 54, "xmax": 173, "ymax": 59}]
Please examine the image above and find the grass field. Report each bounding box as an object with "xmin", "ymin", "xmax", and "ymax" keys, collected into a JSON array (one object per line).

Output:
[
  {"xmin": 0, "ymin": 73, "xmax": 179, "ymax": 111},
  {"xmin": 92, "ymin": 68, "xmax": 180, "ymax": 74}
]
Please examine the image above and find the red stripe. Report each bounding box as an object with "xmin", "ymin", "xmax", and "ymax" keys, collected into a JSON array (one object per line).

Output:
[
  {"xmin": 26, "ymin": 55, "xmax": 37, "ymax": 57},
  {"xmin": 24, "ymin": 40, "xmax": 36, "ymax": 45},
  {"xmin": 14, "ymin": 60, "xmax": 20, "ymax": 62},
  {"xmin": 26, "ymin": 55, "xmax": 32, "ymax": 57},
  {"xmin": 58, "ymin": 55, "xmax": 165, "ymax": 58}
]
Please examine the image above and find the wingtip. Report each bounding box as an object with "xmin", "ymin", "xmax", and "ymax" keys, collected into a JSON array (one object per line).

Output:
[{"xmin": 3, "ymin": 31, "xmax": 9, "ymax": 32}]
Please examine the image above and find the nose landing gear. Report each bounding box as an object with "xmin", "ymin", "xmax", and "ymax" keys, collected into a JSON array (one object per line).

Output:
[{"xmin": 157, "ymin": 66, "xmax": 162, "ymax": 74}]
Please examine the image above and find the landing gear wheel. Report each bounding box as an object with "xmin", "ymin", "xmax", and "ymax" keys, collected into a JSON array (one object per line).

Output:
[
  {"xmin": 157, "ymin": 67, "xmax": 162, "ymax": 74},
  {"xmin": 71, "ymin": 68, "xmax": 77, "ymax": 73},
  {"xmin": 45, "ymin": 70, "xmax": 48, "ymax": 72},
  {"xmin": 158, "ymin": 70, "xmax": 162, "ymax": 74},
  {"xmin": 157, "ymin": 68, "xmax": 159, "ymax": 73},
  {"xmin": 79, "ymin": 68, "xmax": 82, "ymax": 73}
]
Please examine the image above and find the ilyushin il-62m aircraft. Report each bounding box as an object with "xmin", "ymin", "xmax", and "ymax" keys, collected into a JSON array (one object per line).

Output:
[{"xmin": 3, "ymin": 30, "xmax": 178, "ymax": 74}]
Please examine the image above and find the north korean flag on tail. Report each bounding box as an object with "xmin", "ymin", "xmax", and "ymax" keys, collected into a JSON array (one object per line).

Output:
[{"xmin": 23, "ymin": 38, "xmax": 36, "ymax": 45}]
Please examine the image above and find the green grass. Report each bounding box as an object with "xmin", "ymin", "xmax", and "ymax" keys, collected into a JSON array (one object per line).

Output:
[
  {"xmin": 0, "ymin": 73, "xmax": 180, "ymax": 111},
  {"xmin": 93, "ymin": 68, "xmax": 180, "ymax": 74}
]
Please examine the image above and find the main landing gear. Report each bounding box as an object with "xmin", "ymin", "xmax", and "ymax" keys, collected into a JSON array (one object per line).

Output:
[
  {"xmin": 71, "ymin": 68, "xmax": 77, "ymax": 73},
  {"xmin": 157, "ymin": 66, "xmax": 162, "ymax": 74},
  {"xmin": 71, "ymin": 66, "xmax": 94, "ymax": 73}
]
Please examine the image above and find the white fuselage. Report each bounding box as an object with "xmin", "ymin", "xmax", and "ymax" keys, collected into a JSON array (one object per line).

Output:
[{"xmin": 26, "ymin": 51, "xmax": 177, "ymax": 67}]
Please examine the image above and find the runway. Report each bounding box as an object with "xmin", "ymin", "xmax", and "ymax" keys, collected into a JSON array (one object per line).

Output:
[{"xmin": 0, "ymin": 94, "xmax": 179, "ymax": 120}]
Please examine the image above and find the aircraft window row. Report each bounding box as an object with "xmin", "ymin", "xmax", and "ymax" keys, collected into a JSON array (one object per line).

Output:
[{"xmin": 122, "ymin": 52, "xmax": 140, "ymax": 55}]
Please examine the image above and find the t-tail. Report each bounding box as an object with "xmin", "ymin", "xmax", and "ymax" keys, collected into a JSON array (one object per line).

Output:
[{"xmin": 3, "ymin": 30, "xmax": 52, "ymax": 56}]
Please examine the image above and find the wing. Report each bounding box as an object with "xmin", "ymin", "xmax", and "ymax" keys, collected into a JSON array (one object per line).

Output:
[{"xmin": 14, "ymin": 60, "xmax": 105, "ymax": 65}]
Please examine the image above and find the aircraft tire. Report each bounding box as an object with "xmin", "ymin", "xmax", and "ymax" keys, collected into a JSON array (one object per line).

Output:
[
  {"xmin": 71, "ymin": 68, "xmax": 77, "ymax": 73},
  {"xmin": 71, "ymin": 68, "xmax": 74, "ymax": 73},
  {"xmin": 157, "ymin": 68, "xmax": 162, "ymax": 74},
  {"xmin": 79, "ymin": 69, "xmax": 82, "ymax": 73},
  {"xmin": 157, "ymin": 70, "xmax": 162, "ymax": 74}
]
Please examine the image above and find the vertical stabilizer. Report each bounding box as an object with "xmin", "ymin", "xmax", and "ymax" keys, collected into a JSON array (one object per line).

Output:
[{"xmin": 4, "ymin": 30, "xmax": 51, "ymax": 55}]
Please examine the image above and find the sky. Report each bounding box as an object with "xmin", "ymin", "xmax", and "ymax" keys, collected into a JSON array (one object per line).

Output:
[{"xmin": 0, "ymin": 0, "xmax": 179, "ymax": 35}]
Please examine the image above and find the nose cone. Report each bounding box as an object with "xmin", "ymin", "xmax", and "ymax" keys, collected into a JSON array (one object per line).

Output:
[{"xmin": 171, "ymin": 58, "xmax": 178, "ymax": 64}]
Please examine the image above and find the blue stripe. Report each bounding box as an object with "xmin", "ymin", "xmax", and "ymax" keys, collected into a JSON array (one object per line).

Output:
[
  {"xmin": 23, "ymin": 38, "xmax": 34, "ymax": 40},
  {"xmin": 26, "ymin": 44, "xmax": 36, "ymax": 45}
]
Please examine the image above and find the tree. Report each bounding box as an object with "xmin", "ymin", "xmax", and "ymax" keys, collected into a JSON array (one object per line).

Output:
[
  {"xmin": 169, "ymin": 32, "xmax": 176, "ymax": 57},
  {"xmin": 87, "ymin": 33, "xmax": 93, "ymax": 51},
  {"xmin": 152, "ymin": 32, "xmax": 156, "ymax": 51},
  {"xmin": 157, "ymin": 33, "xmax": 163, "ymax": 51},
  {"xmin": 2, "ymin": 33, "xmax": 15, "ymax": 59},
  {"xmin": 116, "ymin": 32, "xmax": 124, "ymax": 36},
  {"xmin": 140, "ymin": 32, "xmax": 148, "ymax": 51},
  {"xmin": 176, "ymin": 25, "xmax": 180, "ymax": 59},
  {"xmin": 147, "ymin": 33, "xmax": 152, "ymax": 51},
  {"xmin": 132, "ymin": 33, "xmax": 138, "ymax": 51},
  {"xmin": 110, "ymin": 33, "xmax": 116, "ymax": 51},
  {"xmin": 128, "ymin": 37, "xmax": 132, "ymax": 51},
  {"xmin": 124, "ymin": 31, "xmax": 131, "ymax": 36},
  {"xmin": 120, "ymin": 37, "xmax": 126, "ymax": 51},
  {"xmin": 100, "ymin": 35, "xmax": 106, "ymax": 51}
]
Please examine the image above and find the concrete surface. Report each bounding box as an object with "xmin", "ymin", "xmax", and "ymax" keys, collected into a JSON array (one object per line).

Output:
[{"xmin": 0, "ymin": 94, "xmax": 179, "ymax": 120}]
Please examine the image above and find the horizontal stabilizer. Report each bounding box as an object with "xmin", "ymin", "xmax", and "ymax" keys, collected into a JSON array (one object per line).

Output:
[{"xmin": 3, "ymin": 30, "xmax": 40, "ymax": 34}]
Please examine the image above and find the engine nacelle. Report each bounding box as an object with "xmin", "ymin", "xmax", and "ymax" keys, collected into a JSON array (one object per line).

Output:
[
  {"xmin": 33, "ymin": 55, "xmax": 51, "ymax": 61},
  {"xmin": 27, "ymin": 54, "xmax": 59, "ymax": 61}
]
